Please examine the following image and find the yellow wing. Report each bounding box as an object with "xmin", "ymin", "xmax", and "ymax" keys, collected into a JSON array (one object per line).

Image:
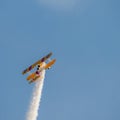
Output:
[
  {"xmin": 26, "ymin": 72, "xmax": 40, "ymax": 84},
  {"xmin": 22, "ymin": 52, "xmax": 52, "ymax": 74},
  {"xmin": 44, "ymin": 59, "xmax": 56, "ymax": 70},
  {"xmin": 26, "ymin": 73, "xmax": 36, "ymax": 80},
  {"xmin": 28, "ymin": 75, "xmax": 41, "ymax": 84}
]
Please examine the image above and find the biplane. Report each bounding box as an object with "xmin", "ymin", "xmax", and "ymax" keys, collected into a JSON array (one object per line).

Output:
[{"xmin": 22, "ymin": 52, "xmax": 56, "ymax": 84}]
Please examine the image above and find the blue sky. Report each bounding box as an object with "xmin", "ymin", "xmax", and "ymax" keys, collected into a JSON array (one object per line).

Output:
[{"xmin": 0, "ymin": 0, "xmax": 120, "ymax": 120}]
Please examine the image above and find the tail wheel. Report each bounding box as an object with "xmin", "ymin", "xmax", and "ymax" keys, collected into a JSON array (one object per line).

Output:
[{"xmin": 48, "ymin": 67, "xmax": 50, "ymax": 69}]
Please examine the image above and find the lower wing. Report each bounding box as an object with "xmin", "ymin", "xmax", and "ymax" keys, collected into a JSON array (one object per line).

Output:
[{"xmin": 44, "ymin": 59, "xmax": 56, "ymax": 70}]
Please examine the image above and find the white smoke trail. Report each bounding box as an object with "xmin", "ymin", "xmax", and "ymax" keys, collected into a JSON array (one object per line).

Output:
[{"xmin": 26, "ymin": 70, "xmax": 45, "ymax": 120}]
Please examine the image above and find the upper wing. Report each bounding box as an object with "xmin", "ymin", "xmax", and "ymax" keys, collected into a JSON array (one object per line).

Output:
[{"xmin": 22, "ymin": 52, "xmax": 52, "ymax": 74}]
